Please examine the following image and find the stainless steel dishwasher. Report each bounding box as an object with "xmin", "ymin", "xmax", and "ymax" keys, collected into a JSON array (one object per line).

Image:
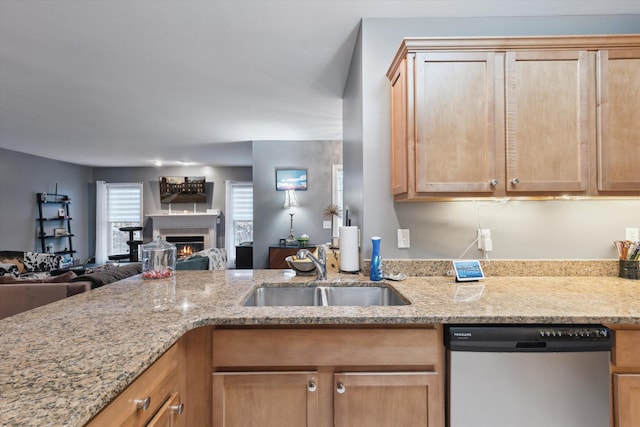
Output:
[{"xmin": 446, "ymin": 324, "xmax": 611, "ymax": 427}]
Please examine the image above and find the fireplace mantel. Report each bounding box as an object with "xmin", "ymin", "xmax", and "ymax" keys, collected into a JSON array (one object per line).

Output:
[
  {"xmin": 146, "ymin": 210, "xmax": 220, "ymax": 219},
  {"xmin": 146, "ymin": 210, "xmax": 220, "ymax": 248}
]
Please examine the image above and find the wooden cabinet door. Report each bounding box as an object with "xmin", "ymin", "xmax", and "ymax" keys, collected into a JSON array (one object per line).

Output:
[
  {"xmin": 390, "ymin": 57, "xmax": 410, "ymax": 196},
  {"xmin": 614, "ymin": 374, "xmax": 640, "ymax": 427},
  {"xmin": 505, "ymin": 50, "xmax": 591, "ymax": 193},
  {"xmin": 212, "ymin": 371, "xmax": 320, "ymax": 427},
  {"xmin": 413, "ymin": 52, "xmax": 502, "ymax": 195},
  {"xmin": 597, "ymin": 49, "xmax": 640, "ymax": 193},
  {"xmin": 333, "ymin": 372, "xmax": 443, "ymax": 427}
]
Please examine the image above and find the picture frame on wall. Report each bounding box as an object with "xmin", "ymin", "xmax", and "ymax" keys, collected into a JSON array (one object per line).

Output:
[{"xmin": 276, "ymin": 169, "xmax": 307, "ymax": 191}]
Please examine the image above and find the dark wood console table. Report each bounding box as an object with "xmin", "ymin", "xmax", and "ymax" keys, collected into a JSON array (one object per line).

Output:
[{"xmin": 268, "ymin": 244, "xmax": 316, "ymax": 269}]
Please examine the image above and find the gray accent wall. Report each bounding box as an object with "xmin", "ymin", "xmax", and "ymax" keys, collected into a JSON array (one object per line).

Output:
[
  {"xmin": 0, "ymin": 148, "xmax": 92, "ymax": 261},
  {"xmin": 344, "ymin": 15, "xmax": 640, "ymax": 261},
  {"xmin": 0, "ymin": 148, "xmax": 251, "ymax": 263},
  {"xmin": 253, "ymin": 140, "xmax": 342, "ymax": 269}
]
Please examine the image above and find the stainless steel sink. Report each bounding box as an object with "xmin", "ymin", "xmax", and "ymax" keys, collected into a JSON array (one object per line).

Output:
[
  {"xmin": 243, "ymin": 286, "xmax": 321, "ymax": 307},
  {"xmin": 242, "ymin": 283, "xmax": 409, "ymax": 307}
]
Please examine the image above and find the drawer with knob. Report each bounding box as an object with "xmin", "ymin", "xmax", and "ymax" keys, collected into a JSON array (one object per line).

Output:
[{"xmin": 87, "ymin": 344, "xmax": 182, "ymax": 427}]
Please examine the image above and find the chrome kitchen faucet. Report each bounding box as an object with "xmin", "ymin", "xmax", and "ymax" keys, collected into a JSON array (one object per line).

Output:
[{"xmin": 296, "ymin": 246, "xmax": 327, "ymax": 281}]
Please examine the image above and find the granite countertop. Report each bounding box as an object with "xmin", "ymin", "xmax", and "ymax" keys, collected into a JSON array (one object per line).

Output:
[{"xmin": 1, "ymin": 263, "xmax": 639, "ymax": 426}]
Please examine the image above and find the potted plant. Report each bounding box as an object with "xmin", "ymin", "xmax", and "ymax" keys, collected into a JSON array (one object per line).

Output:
[{"xmin": 322, "ymin": 204, "xmax": 342, "ymax": 248}]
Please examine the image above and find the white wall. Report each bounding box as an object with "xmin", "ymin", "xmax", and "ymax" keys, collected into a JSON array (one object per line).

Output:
[{"xmin": 344, "ymin": 15, "xmax": 640, "ymax": 261}]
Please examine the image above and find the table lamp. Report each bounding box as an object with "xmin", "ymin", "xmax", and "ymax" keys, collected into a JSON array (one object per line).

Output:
[{"xmin": 283, "ymin": 189, "xmax": 299, "ymax": 245}]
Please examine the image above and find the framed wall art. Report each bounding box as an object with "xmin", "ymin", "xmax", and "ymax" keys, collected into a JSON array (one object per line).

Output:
[{"xmin": 275, "ymin": 169, "xmax": 307, "ymax": 191}]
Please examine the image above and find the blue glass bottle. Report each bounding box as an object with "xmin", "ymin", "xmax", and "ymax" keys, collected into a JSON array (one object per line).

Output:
[{"xmin": 370, "ymin": 236, "xmax": 383, "ymax": 281}]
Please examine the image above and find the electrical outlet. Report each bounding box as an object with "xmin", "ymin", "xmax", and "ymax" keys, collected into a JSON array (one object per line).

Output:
[
  {"xmin": 477, "ymin": 229, "xmax": 491, "ymax": 250},
  {"xmin": 397, "ymin": 229, "xmax": 410, "ymax": 248},
  {"xmin": 626, "ymin": 227, "xmax": 639, "ymax": 242},
  {"xmin": 323, "ymin": 221, "xmax": 332, "ymax": 229}
]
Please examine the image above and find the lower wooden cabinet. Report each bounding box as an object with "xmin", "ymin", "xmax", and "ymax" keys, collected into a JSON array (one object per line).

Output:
[
  {"xmin": 611, "ymin": 327, "xmax": 640, "ymax": 427},
  {"xmin": 86, "ymin": 344, "xmax": 184, "ymax": 427},
  {"xmin": 333, "ymin": 372, "xmax": 441, "ymax": 427},
  {"xmin": 614, "ymin": 374, "xmax": 640, "ymax": 427},
  {"xmin": 213, "ymin": 372, "xmax": 320, "ymax": 427},
  {"xmin": 211, "ymin": 326, "xmax": 445, "ymax": 427}
]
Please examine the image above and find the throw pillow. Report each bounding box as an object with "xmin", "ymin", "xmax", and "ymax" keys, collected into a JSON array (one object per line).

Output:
[
  {"xmin": 176, "ymin": 255, "xmax": 209, "ymax": 270},
  {"xmin": 189, "ymin": 248, "xmax": 227, "ymax": 270},
  {"xmin": 23, "ymin": 252, "xmax": 63, "ymax": 273},
  {"xmin": 0, "ymin": 263, "xmax": 19, "ymax": 278},
  {"xmin": 0, "ymin": 251, "xmax": 25, "ymax": 274}
]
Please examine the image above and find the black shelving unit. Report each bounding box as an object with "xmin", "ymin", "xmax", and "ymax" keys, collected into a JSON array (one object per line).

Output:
[{"xmin": 36, "ymin": 192, "xmax": 75, "ymax": 259}]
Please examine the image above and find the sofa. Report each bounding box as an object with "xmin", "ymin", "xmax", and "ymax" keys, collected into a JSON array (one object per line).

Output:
[{"xmin": 0, "ymin": 263, "xmax": 142, "ymax": 320}]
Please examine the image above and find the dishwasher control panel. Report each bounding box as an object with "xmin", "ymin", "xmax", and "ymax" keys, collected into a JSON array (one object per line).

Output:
[
  {"xmin": 537, "ymin": 326, "xmax": 609, "ymax": 339},
  {"xmin": 446, "ymin": 324, "xmax": 611, "ymax": 352}
]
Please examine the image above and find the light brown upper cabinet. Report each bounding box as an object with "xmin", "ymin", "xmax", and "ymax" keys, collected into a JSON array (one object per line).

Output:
[
  {"xmin": 389, "ymin": 57, "xmax": 410, "ymax": 196},
  {"xmin": 416, "ymin": 52, "xmax": 501, "ymax": 195},
  {"xmin": 597, "ymin": 49, "xmax": 640, "ymax": 193},
  {"xmin": 387, "ymin": 35, "xmax": 640, "ymax": 201},
  {"xmin": 505, "ymin": 50, "xmax": 590, "ymax": 194}
]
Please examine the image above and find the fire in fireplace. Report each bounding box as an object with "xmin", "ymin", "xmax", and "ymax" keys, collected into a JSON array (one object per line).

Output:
[{"xmin": 165, "ymin": 236, "xmax": 205, "ymax": 258}]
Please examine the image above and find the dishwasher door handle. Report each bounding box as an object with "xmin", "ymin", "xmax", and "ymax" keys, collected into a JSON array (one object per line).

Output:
[{"xmin": 515, "ymin": 341, "xmax": 547, "ymax": 349}]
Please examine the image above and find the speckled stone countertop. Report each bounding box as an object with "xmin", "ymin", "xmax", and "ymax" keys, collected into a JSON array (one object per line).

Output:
[{"xmin": 1, "ymin": 261, "xmax": 639, "ymax": 426}]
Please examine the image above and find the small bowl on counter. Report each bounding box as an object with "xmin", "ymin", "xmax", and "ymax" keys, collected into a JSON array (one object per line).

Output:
[{"xmin": 285, "ymin": 255, "xmax": 316, "ymax": 276}]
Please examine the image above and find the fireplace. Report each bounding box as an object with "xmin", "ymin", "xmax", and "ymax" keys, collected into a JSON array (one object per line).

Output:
[
  {"xmin": 147, "ymin": 211, "xmax": 220, "ymax": 254},
  {"xmin": 166, "ymin": 236, "xmax": 205, "ymax": 258}
]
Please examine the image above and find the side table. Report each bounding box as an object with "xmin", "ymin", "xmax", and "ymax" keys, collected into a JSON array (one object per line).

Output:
[{"xmin": 268, "ymin": 244, "xmax": 316, "ymax": 269}]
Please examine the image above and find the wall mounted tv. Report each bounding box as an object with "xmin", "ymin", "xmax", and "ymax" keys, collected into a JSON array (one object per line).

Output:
[{"xmin": 159, "ymin": 176, "xmax": 207, "ymax": 203}]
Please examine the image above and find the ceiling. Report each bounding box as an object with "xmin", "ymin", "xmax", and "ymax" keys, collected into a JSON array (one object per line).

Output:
[{"xmin": 1, "ymin": 0, "xmax": 639, "ymax": 167}]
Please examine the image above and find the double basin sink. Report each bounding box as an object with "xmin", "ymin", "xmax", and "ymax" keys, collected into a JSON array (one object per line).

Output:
[{"xmin": 243, "ymin": 282, "xmax": 409, "ymax": 307}]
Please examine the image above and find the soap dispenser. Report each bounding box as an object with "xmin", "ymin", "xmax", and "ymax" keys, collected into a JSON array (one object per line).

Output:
[{"xmin": 370, "ymin": 236, "xmax": 383, "ymax": 281}]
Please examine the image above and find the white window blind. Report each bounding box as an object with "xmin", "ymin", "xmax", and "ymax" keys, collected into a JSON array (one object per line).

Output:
[
  {"xmin": 108, "ymin": 184, "xmax": 142, "ymax": 222},
  {"xmin": 231, "ymin": 183, "xmax": 253, "ymax": 223},
  {"xmin": 95, "ymin": 182, "xmax": 143, "ymax": 263},
  {"xmin": 225, "ymin": 181, "xmax": 253, "ymax": 267}
]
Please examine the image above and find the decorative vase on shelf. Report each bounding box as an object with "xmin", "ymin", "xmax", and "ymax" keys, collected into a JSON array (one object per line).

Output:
[{"xmin": 370, "ymin": 236, "xmax": 383, "ymax": 281}]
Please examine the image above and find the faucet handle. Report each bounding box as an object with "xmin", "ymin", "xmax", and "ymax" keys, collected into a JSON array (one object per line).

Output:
[{"xmin": 317, "ymin": 245, "xmax": 327, "ymax": 263}]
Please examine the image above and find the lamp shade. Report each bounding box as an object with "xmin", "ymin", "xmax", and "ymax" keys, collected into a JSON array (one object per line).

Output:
[{"xmin": 283, "ymin": 189, "xmax": 300, "ymax": 208}]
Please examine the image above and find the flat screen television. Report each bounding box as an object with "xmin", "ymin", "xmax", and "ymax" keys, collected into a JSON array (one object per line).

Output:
[{"xmin": 159, "ymin": 176, "xmax": 207, "ymax": 203}]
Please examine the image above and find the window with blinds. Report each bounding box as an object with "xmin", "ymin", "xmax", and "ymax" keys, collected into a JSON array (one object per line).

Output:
[
  {"xmin": 106, "ymin": 183, "xmax": 142, "ymax": 255},
  {"xmin": 225, "ymin": 181, "xmax": 253, "ymax": 266},
  {"xmin": 230, "ymin": 183, "xmax": 253, "ymax": 246}
]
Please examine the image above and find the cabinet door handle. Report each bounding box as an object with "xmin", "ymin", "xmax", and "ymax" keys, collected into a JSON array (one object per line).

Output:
[
  {"xmin": 169, "ymin": 403, "xmax": 185, "ymax": 415},
  {"xmin": 336, "ymin": 382, "xmax": 346, "ymax": 394},
  {"xmin": 135, "ymin": 396, "xmax": 151, "ymax": 411},
  {"xmin": 489, "ymin": 179, "xmax": 499, "ymax": 187},
  {"xmin": 511, "ymin": 178, "xmax": 520, "ymax": 185},
  {"xmin": 308, "ymin": 381, "xmax": 317, "ymax": 392}
]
